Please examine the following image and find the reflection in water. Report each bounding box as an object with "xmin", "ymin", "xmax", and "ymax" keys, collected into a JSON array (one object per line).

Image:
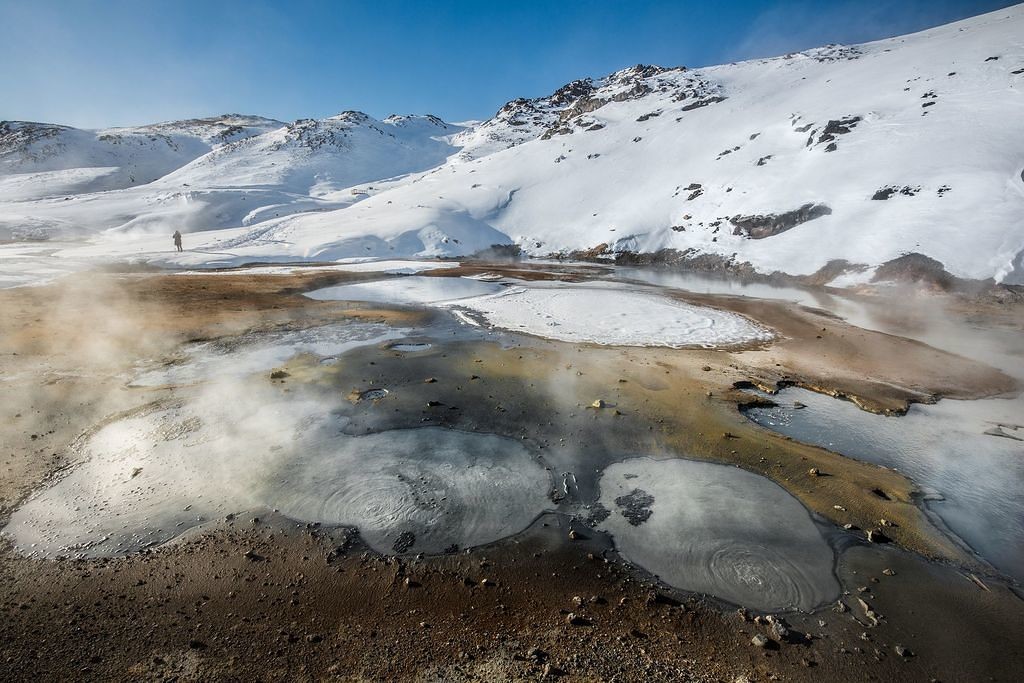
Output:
[{"xmin": 744, "ymin": 388, "xmax": 1024, "ymax": 582}]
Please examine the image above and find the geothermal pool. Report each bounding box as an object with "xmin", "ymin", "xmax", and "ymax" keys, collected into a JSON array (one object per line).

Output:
[
  {"xmin": 744, "ymin": 388, "xmax": 1024, "ymax": 582},
  {"xmin": 5, "ymin": 393, "xmax": 553, "ymax": 557},
  {"xmin": 3, "ymin": 304, "xmax": 837, "ymax": 613},
  {"xmin": 11, "ymin": 266, "xmax": 1016, "ymax": 617},
  {"xmin": 597, "ymin": 458, "xmax": 838, "ymax": 612}
]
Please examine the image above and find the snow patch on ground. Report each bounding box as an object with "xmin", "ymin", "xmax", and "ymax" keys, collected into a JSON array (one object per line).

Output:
[
  {"xmin": 305, "ymin": 275, "xmax": 504, "ymax": 306},
  {"xmin": 307, "ymin": 278, "xmax": 772, "ymax": 348},
  {"xmin": 175, "ymin": 259, "xmax": 459, "ymax": 276},
  {"xmin": 447, "ymin": 283, "xmax": 773, "ymax": 348}
]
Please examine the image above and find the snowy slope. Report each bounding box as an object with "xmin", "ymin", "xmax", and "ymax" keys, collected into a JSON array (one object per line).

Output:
[
  {"xmin": 252, "ymin": 6, "xmax": 1024, "ymax": 282},
  {"xmin": 0, "ymin": 113, "xmax": 465, "ymax": 242},
  {"xmin": 3, "ymin": 5, "xmax": 1024, "ymax": 283},
  {"xmin": 0, "ymin": 115, "xmax": 283, "ymax": 202}
]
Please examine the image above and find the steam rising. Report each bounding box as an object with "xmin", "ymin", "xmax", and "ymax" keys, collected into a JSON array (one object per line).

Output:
[{"xmin": 5, "ymin": 375, "xmax": 552, "ymax": 557}]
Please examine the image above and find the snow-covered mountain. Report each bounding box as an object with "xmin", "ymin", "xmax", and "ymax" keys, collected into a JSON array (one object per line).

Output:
[
  {"xmin": 2, "ymin": 5, "xmax": 1023, "ymax": 284},
  {"xmin": 0, "ymin": 113, "xmax": 465, "ymax": 240},
  {"xmin": 0, "ymin": 115, "xmax": 283, "ymax": 201}
]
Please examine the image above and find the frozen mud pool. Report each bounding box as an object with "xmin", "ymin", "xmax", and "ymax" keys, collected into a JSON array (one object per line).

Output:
[
  {"xmin": 597, "ymin": 459, "xmax": 838, "ymax": 612},
  {"xmin": 4, "ymin": 385, "xmax": 553, "ymax": 557},
  {"xmin": 307, "ymin": 276, "xmax": 773, "ymax": 348}
]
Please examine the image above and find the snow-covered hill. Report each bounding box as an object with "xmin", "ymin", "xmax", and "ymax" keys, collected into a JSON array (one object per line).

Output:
[
  {"xmin": 3, "ymin": 5, "xmax": 1023, "ymax": 284},
  {"xmin": 0, "ymin": 113, "xmax": 465, "ymax": 241},
  {"xmin": 0, "ymin": 115, "xmax": 283, "ymax": 202}
]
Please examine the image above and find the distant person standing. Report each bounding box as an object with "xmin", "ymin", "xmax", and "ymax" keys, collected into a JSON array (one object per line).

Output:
[{"xmin": 172, "ymin": 230, "xmax": 183, "ymax": 252}]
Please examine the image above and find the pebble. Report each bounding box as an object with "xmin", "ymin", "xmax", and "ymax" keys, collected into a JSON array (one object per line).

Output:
[
  {"xmin": 565, "ymin": 612, "xmax": 591, "ymax": 626},
  {"xmin": 867, "ymin": 529, "xmax": 891, "ymax": 544}
]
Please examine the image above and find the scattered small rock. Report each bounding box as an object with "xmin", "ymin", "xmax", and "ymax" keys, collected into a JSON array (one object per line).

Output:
[
  {"xmin": 867, "ymin": 529, "xmax": 891, "ymax": 544},
  {"xmin": 566, "ymin": 612, "xmax": 591, "ymax": 626}
]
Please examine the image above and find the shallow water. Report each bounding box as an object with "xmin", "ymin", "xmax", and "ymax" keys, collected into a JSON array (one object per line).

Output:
[
  {"xmin": 744, "ymin": 389, "xmax": 1024, "ymax": 582},
  {"xmin": 598, "ymin": 458, "xmax": 838, "ymax": 612}
]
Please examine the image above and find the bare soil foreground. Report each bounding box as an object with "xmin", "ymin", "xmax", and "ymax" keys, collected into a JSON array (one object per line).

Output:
[{"xmin": 1, "ymin": 263, "xmax": 1022, "ymax": 682}]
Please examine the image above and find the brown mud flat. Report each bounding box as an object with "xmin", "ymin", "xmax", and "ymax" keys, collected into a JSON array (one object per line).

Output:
[{"xmin": 1, "ymin": 267, "xmax": 1022, "ymax": 681}]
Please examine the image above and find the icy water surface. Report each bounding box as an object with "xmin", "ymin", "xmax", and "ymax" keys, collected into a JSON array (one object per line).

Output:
[
  {"xmin": 744, "ymin": 389, "xmax": 1024, "ymax": 581},
  {"xmin": 598, "ymin": 458, "xmax": 838, "ymax": 611}
]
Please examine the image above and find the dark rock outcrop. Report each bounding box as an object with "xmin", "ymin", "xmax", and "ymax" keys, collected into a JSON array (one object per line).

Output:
[{"xmin": 730, "ymin": 203, "xmax": 832, "ymax": 239}]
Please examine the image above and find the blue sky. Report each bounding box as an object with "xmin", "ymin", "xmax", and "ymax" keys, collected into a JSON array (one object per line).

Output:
[{"xmin": 0, "ymin": 0, "xmax": 1015, "ymax": 128}]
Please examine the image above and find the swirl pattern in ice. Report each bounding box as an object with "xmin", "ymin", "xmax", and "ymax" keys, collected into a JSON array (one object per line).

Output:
[
  {"xmin": 598, "ymin": 458, "xmax": 837, "ymax": 611},
  {"xmin": 271, "ymin": 427, "xmax": 552, "ymax": 553},
  {"xmin": 3, "ymin": 388, "xmax": 552, "ymax": 557}
]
